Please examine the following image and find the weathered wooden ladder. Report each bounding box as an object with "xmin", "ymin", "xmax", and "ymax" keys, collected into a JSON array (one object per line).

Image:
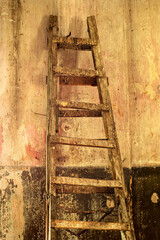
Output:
[{"xmin": 46, "ymin": 15, "xmax": 136, "ymax": 240}]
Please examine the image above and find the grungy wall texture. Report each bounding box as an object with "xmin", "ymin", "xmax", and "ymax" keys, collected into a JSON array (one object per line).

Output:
[
  {"xmin": 129, "ymin": 0, "xmax": 160, "ymax": 167},
  {"xmin": 0, "ymin": 0, "xmax": 130, "ymax": 167},
  {"xmin": 0, "ymin": 0, "xmax": 160, "ymax": 239}
]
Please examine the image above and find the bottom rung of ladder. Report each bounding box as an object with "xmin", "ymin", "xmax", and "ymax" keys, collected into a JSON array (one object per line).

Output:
[
  {"xmin": 51, "ymin": 220, "xmax": 131, "ymax": 231},
  {"xmin": 53, "ymin": 176, "xmax": 122, "ymax": 188}
]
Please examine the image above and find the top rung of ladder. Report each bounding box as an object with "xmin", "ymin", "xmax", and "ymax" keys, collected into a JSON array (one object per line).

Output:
[{"xmin": 52, "ymin": 36, "xmax": 97, "ymax": 50}]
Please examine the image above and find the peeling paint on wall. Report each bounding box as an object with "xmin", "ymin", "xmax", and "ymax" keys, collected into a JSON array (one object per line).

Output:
[{"xmin": 0, "ymin": 168, "xmax": 24, "ymax": 239}]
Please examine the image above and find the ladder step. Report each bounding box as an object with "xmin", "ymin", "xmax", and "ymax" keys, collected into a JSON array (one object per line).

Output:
[
  {"xmin": 52, "ymin": 220, "xmax": 131, "ymax": 231},
  {"xmin": 56, "ymin": 184, "xmax": 114, "ymax": 194},
  {"xmin": 52, "ymin": 36, "xmax": 96, "ymax": 50},
  {"xmin": 50, "ymin": 136, "xmax": 115, "ymax": 148},
  {"xmin": 53, "ymin": 176, "xmax": 122, "ymax": 188},
  {"xmin": 53, "ymin": 100, "xmax": 110, "ymax": 111},
  {"xmin": 60, "ymin": 76, "xmax": 97, "ymax": 86},
  {"xmin": 53, "ymin": 66, "xmax": 103, "ymax": 78},
  {"xmin": 59, "ymin": 109, "xmax": 102, "ymax": 117}
]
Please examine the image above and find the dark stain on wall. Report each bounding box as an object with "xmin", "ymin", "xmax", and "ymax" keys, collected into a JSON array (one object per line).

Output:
[
  {"xmin": 1, "ymin": 166, "xmax": 159, "ymax": 239},
  {"xmin": 9, "ymin": 0, "xmax": 22, "ymax": 127},
  {"xmin": 132, "ymin": 167, "xmax": 160, "ymax": 240},
  {"xmin": 21, "ymin": 167, "xmax": 46, "ymax": 240},
  {"xmin": 0, "ymin": 168, "xmax": 19, "ymax": 239}
]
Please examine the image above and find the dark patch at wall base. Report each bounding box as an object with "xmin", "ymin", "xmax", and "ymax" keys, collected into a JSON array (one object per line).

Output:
[
  {"xmin": 0, "ymin": 166, "xmax": 158, "ymax": 239},
  {"xmin": 132, "ymin": 167, "xmax": 160, "ymax": 240},
  {"xmin": 21, "ymin": 167, "xmax": 46, "ymax": 240}
]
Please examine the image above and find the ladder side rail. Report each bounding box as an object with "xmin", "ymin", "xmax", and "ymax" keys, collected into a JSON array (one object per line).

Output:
[
  {"xmin": 87, "ymin": 16, "xmax": 136, "ymax": 240},
  {"xmin": 87, "ymin": 16, "xmax": 124, "ymax": 186},
  {"xmin": 46, "ymin": 15, "xmax": 58, "ymax": 240}
]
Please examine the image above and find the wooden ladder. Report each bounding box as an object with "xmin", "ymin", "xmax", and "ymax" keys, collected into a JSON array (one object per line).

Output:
[{"xmin": 46, "ymin": 15, "xmax": 136, "ymax": 240}]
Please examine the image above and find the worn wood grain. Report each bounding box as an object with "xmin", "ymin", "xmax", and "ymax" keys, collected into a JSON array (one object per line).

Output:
[
  {"xmin": 52, "ymin": 99, "xmax": 110, "ymax": 111},
  {"xmin": 53, "ymin": 66, "xmax": 103, "ymax": 77},
  {"xmin": 59, "ymin": 109, "xmax": 101, "ymax": 117},
  {"xmin": 47, "ymin": 15, "xmax": 58, "ymax": 240},
  {"xmin": 53, "ymin": 176, "xmax": 122, "ymax": 188},
  {"xmin": 52, "ymin": 220, "xmax": 130, "ymax": 231},
  {"xmin": 52, "ymin": 36, "xmax": 96, "ymax": 50},
  {"xmin": 50, "ymin": 136, "xmax": 115, "ymax": 148}
]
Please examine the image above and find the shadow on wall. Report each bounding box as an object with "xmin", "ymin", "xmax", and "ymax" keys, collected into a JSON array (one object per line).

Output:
[
  {"xmin": 30, "ymin": 15, "xmax": 49, "ymax": 89},
  {"xmin": 57, "ymin": 16, "xmax": 84, "ymax": 69},
  {"xmin": 31, "ymin": 15, "xmax": 85, "ymax": 68},
  {"xmin": 31, "ymin": 15, "xmax": 48, "ymax": 60}
]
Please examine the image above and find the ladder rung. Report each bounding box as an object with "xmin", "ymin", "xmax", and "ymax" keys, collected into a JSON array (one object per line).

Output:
[
  {"xmin": 56, "ymin": 185, "xmax": 114, "ymax": 194},
  {"xmin": 59, "ymin": 109, "xmax": 102, "ymax": 117},
  {"xmin": 52, "ymin": 36, "xmax": 96, "ymax": 50},
  {"xmin": 53, "ymin": 66, "xmax": 103, "ymax": 78},
  {"xmin": 52, "ymin": 220, "xmax": 131, "ymax": 231},
  {"xmin": 53, "ymin": 176, "xmax": 122, "ymax": 188},
  {"xmin": 60, "ymin": 76, "xmax": 97, "ymax": 86},
  {"xmin": 53, "ymin": 100, "xmax": 110, "ymax": 111},
  {"xmin": 50, "ymin": 136, "xmax": 115, "ymax": 148}
]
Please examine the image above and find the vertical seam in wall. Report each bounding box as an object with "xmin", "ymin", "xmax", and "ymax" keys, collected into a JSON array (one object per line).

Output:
[
  {"xmin": 125, "ymin": 0, "xmax": 134, "ymax": 168},
  {"xmin": 11, "ymin": 0, "xmax": 21, "ymax": 126},
  {"xmin": 9, "ymin": 0, "xmax": 21, "ymax": 163}
]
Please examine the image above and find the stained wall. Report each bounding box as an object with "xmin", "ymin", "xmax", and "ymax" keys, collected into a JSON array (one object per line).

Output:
[
  {"xmin": 129, "ymin": 0, "xmax": 160, "ymax": 167},
  {"xmin": 0, "ymin": 0, "xmax": 160, "ymax": 239}
]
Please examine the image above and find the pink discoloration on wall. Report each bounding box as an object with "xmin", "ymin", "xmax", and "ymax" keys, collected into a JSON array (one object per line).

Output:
[
  {"xmin": 24, "ymin": 123, "xmax": 46, "ymax": 163},
  {"xmin": 0, "ymin": 123, "xmax": 3, "ymax": 158},
  {"xmin": 25, "ymin": 143, "xmax": 41, "ymax": 161}
]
